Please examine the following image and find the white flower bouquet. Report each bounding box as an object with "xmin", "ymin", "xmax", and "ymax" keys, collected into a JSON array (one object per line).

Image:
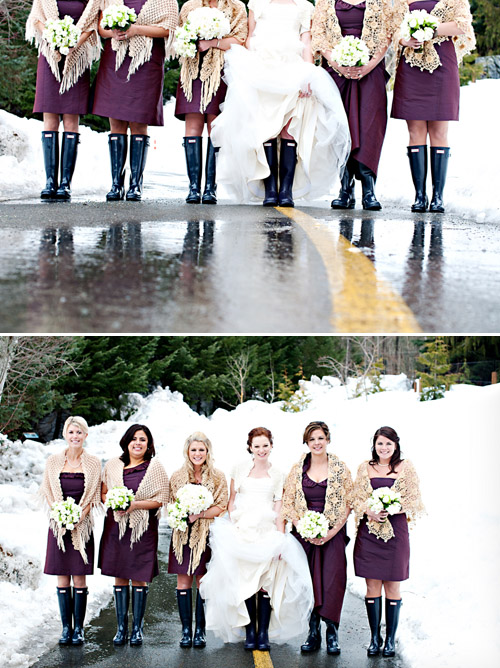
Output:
[
  {"xmin": 297, "ymin": 510, "xmax": 329, "ymax": 539},
  {"xmin": 105, "ymin": 485, "xmax": 135, "ymax": 510},
  {"xmin": 42, "ymin": 16, "xmax": 81, "ymax": 56},
  {"xmin": 174, "ymin": 7, "xmax": 231, "ymax": 58},
  {"xmin": 166, "ymin": 483, "xmax": 214, "ymax": 531},
  {"xmin": 400, "ymin": 10, "xmax": 439, "ymax": 45},
  {"xmin": 100, "ymin": 5, "xmax": 138, "ymax": 31},
  {"xmin": 50, "ymin": 497, "xmax": 82, "ymax": 530},
  {"xmin": 367, "ymin": 487, "xmax": 402, "ymax": 519},
  {"xmin": 331, "ymin": 35, "xmax": 370, "ymax": 67}
]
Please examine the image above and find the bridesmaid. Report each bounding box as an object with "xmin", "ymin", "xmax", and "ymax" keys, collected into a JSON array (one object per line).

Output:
[
  {"xmin": 39, "ymin": 416, "xmax": 101, "ymax": 645},
  {"xmin": 175, "ymin": 0, "xmax": 248, "ymax": 204},
  {"xmin": 168, "ymin": 432, "xmax": 228, "ymax": 648},
  {"xmin": 391, "ymin": 0, "xmax": 475, "ymax": 212},
  {"xmin": 352, "ymin": 426, "xmax": 425, "ymax": 657},
  {"xmin": 26, "ymin": 0, "xmax": 101, "ymax": 199},
  {"xmin": 311, "ymin": 0, "xmax": 393, "ymax": 210},
  {"xmin": 99, "ymin": 424, "xmax": 169, "ymax": 645},
  {"xmin": 282, "ymin": 421, "xmax": 353, "ymax": 655},
  {"xmin": 93, "ymin": 0, "xmax": 178, "ymax": 201}
]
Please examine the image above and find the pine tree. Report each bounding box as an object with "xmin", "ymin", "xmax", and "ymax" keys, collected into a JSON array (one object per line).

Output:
[{"xmin": 417, "ymin": 338, "xmax": 462, "ymax": 401}]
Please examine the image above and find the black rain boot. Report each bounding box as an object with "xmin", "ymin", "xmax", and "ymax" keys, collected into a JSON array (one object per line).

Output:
[
  {"xmin": 40, "ymin": 131, "xmax": 59, "ymax": 199},
  {"xmin": 359, "ymin": 162, "xmax": 382, "ymax": 211},
  {"xmin": 331, "ymin": 162, "xmax": 355, "ymax": 209},
  {"xmin": 278, "ymin": 138, "xmax": 297, "ymax": 207},
  {"xmin": 113, "ymin": 584, "xmax": 130, "ymax": 645},
  {"xmin": 184, "ymin": 136, "xmax": 203, "ymax": 204},
  {"xmin": 126, "ymin": 135, "xmax": 150, "ymax": 201},
  {"xmin": 193, "ymin": 590, "xmax": 206, "ymax": 648},
  {"xmin": 365, "ymin": 596, "xmax": 383, "ymax": 656},
  {"xmin": 56, "ymin": 587, "xmax": 72, "ymax": 645},
  {"xmin": 56, "ymin": 132, "xmax": 79, "ymax": 200},
  {"xmin": 177, "ymin": 589, "xmax": 193, "ymax": 648},
  {"xmin": 130, "ymin": 585, "xmax": 148, "ymax": 646},
  {"xmin": 71, "ymin": 587, "xmax": 88, "ymax": 645},
  {"xmin": 383, "ymin": 598, "xmax": 402, "ymax": 657},
  {"xmin": 244, "ymin": 595, "xmax": 257, "ymax": 650},
  {"xmin": 429, "ymin": 146, "xmax": 450, "ymax": 213},
  {"xmin": 407, "ymin": 145, "xmax": 428, "ymax": 212},
  {"xmin": 202, "ymin": 137, "xmax": 217, "ymax": 204},
  {"xmin": 256, "ymin": 591, "xmax": 271, "ymax": 651},
  {"xmin": 324, "ymin": 619, "xmax": 341, "ymax": 655},
  {"xmin": 106, "ymin": 133, "xmax": 128, "ymax": 201},
  {"xmin": 263, "ymin": 138, "xmax": 278, "ymax": 206},
  {"xmin": 301, "ymin": 609, "xmax": 321, "ymax": 653}
]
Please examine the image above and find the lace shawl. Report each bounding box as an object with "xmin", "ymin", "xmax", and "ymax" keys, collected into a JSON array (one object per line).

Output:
[
  {"xmin": 281, "ymin": 453, "xmax": 354, "ymax": 527},
  {"xmin": 102, "ymin": 456, "xmax": 169, "ymax": 545},
  {"xmin": 311, "ymin": 0, "xmax": 393, "ymax": 61},
  {"xmin": 392, "ymin": 0, "xmax": 475, "ymax": 73},
  {"xmin": 103, "ymin": 0, "xmax": 179, "ymax": 79},
  {"xmin": 170, "ymin": 464, "xmax": 228, "ymax": 574},
  {"xmin": 25, "ymin": 0, "xmax": 101, "ymax": 93},
  {"xmin": 38, "ymin": 449, "xmax": 102, "ymax": 563},
  {"xmin": 179, "ymin": 0, "xmax": 248, "ymax": 113},
  {"xmin": 352, "ymin": 459, "xmax": 425, "ymax": 542}
]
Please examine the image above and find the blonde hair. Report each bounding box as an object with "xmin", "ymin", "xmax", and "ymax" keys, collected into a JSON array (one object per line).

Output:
[
  {"xmin": 183, "ymin": 432, "xmax": 214, "ymax": 478},
  {"xmin": 63, "ymin": 416, "xmax": 89, "ymax": 440}
]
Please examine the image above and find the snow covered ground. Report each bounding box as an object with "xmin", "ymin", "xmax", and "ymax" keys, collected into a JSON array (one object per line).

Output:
[
  {"xmin": 0, "ymin": 375, "xmax": 499, "ymax": 667},
  {"xmin": 0, "ymin": 79, "xmax": 499, "ymax": 222}
]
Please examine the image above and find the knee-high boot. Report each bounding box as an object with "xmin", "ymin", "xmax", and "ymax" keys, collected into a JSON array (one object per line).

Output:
[
  {"xmin": 365, "ymin": 596, "xmax": 383, "ymax": 656},
  {"xmin": 383, "ymin": 598, "xmax": 402, "ymax": 657},
  {"xmin": 71, "ymin": 587, "xmax": 88, "ymax": 645},
  {"xmin": 56, "ymin": 586, "xmax": 72, "ymax": 645},
  {"xmin": 177, "ymin": 589, "xmax": 193, "ymax": 648},
  {"xmin": 331, "ymin": 161, "xmax": 355, "ymax": 209},
  {"xmin": 56, "ymin": 132, "xmax": 79, "ymax": 200},
  {"xmin": 257, "ymin": 590, "xmax": 271, "ymax": 651},
  {"xmin": 113, "ymin": 584, "xmax": 130, "ymax": 645},
  {"xmin": 126, "ymin": 134, "xmax": 149, "ymax": 201},
  {"xmin": 324, "ymin": 618, "xmax": 340, "ymax": 655},
  {"xmin": 106, "ymin": 133, "xmax": 128, "ymax": 201},
  {"xmin": 202, "ymin": 137, "xmax": 217, "ymax": 204},
  {"xmin": 278, "ymin": 138, "xmax": 297, "ymax": 207},
  {"xmin": 407, "ymin": 145, "xmax": 428, "ymax": 212},
  {"xmin": 244, "ymin": 595, "xmax": 257, "ymax": 650},
  {"xmin": 130, "ymin": 585, "xmax": 148, "ymax": 646},
  {"xmin": 40, "ymin": 131, "xmax": 59, "ymax": 200},
  {"xmin": 429, "ymin": 146, "xmax": 450, "ymax": 213},
  {"xmin": 184, "ymin": 136, "xmax": 203, "ymax": 203},
  {"xmin": 358, "ymin": 162, "xmax": 382, "ymax": 210},
  {"xmin": 301, "ymin": 609, "xmax": 321, "ymax": 652},
  {"xmin": 193, "ymin": 590, "xmax": 206, "ymax": 648},
  {"xmin": 263, "ymin": 138, "xmax": 278, "ymax": 206}
]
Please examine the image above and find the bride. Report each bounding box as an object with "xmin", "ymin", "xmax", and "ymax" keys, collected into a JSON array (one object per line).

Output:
[
  {"xmin": 210, "ymin": 0, "xmax": 351, "ymax": 206},
  {"xmin": 200, "ymin": 426, "xmax": 313, "ymax": 650}
]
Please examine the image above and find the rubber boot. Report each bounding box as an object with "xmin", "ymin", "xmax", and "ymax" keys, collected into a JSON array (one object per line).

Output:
[
  {"xmin": 202, "ymin": 137, "xmax": 217, "ymax": 204},
  {"xmin": 184, "ymin": 136, "xmax": 203, "ymax": 204},
  {"xmin": 407, "ymin": 145, "xmax": 428, "ymax": 212},
  {"xmin": 331, "ymin": 161, "xmax": 355, "ymax": 209},
  {"xmin": 56, "ymin": 587, "xmax": 72, "ymax": 645},
  {"xmin": 130, "ymin": 585, "xmax": 148, "ymax": 646},
  {"xmin": 126, "ymin": 135, "xmax": 149, "ymax": 201},
  {"xmin": 244, "ymin": 595, "xmax": 257, "ymax": 650},
  {"xmin": 325, "ymin": 619, "xmax": 341, "ymax": 655},
  {"xmin": 278, "ymin": 138, "xmax": 297, "ymax": 207},
  {"xmin": 365, "ymin": 596, "xmax": 383, "ymax": 656},
  {"xmin": 113, "ymin": 584, "xmax": 130, "ymax": 645},
  {"xmin": 256, "ymin": 591, "xmax": 271, "ymax": 651},
  {"xmin": 359, "ymin": 162, "xmax": 382, "ymax": 210},
  {"xmin": 383, "ymin": 598, "xmax": 402, "ymax": 657},
  {"xmin": 301, "ymin": 609, "xmax": 321, "ymax": 652},
  {"xmin": 71, "ymin": 587, "xmax": 88, "ymax": 645},
  {"xmin": 177, "ymin": 589, "xmax": 193, "ymax": 648},
  {"xmin": 40, "ymin": 131, "xmax": 59, "ymax": 199},
  {"xmin": 56, "ymin": 132, "xmax": 79, "ymax": 200},
  {"xmin": 429, "ymin": 146, "xmax": 450, "ymax": 213},
  {"xmin": 193, "ymin": 590, "xmax": 206, "ymax": 648},
  {"xmin": 263, "ymin": 138, "xmax": 278, "ymax": 206},
  {"xmin": 106, "ymin": 133, "xmax": 128, "ymax": 201}
]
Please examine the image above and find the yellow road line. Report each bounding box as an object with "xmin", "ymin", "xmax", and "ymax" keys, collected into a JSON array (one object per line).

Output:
[
  {"xmin": 253, "ymin": 649, "xmax": 274, "ymax": 668},
  {"xmin": 277, "ymin": 207, "xmax": 422, "ymax": 333}
]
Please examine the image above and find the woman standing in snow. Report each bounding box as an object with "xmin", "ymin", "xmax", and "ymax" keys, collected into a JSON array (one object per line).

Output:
[
  {"xmin": 282, "ymin": 421, "xmax": 353, "ymax": 655},
  {"xmin": 39, "ymin": 416, "xmax": 101, "ymax": 645},
  {"xmin": 352, "ymin": 426, "xmax": 424, "ymax": 657},
  {"xmin": 175, "ymin": 0, "xmax": 247, "ymax": 204},
  {"xmin": 391, "ymin": 0, "xmax": 475, "ymax": 212},
  {"xmin": 26, "ymin": 0, "xmax": 101, "ymax": 200},
  {"xmin": 92, "ymin": 0, "xmax": 178, "ymax": 201},
  {"xmin": 167, "ymin": 432, "xmax": 228, "ymax": 648},
  {"xmin": 99, "ymin": 424, "xmax": 169, "ymax": 645}
]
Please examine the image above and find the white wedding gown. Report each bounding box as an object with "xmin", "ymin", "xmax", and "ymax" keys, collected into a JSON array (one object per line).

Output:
[
  {"xmin": 199, "ymin": 475, "xmax": 314, "ymax": 643},
  {"xmin": 211, "ymin": 0, "xmax": 351, "ymax": 202}
]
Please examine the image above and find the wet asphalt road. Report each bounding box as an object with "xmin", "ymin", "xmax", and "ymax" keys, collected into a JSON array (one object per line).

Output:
[{"xmin": 0, "ymin": 197, "xmax": 498, "ymax": 333}]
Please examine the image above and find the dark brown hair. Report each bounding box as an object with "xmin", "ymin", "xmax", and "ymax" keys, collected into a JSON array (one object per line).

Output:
[
  {"xmin": 119, "ymin": 424, "xmax": 155, "ymax": 465},
  {"xmin": 369, "ymin": 426, "xmax": 403, "ymax": 474},
  {"xmin": 247, "ymin": 427, "xmax": 273, "ymax": 454},
  {"xmin": 302, "ymin": 421, "xmax": 331, "ymax": 445}
]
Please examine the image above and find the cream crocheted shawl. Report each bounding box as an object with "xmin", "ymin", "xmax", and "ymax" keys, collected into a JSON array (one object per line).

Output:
[
  {"xmin": 170, "ymin": 464, "xmax": 228, "ymax": 575},
  {"xmin": 26, "ymin": 0, "xmax": 101, "ymax": 93},
  {"xmin": 179, "ymin": 0, "xmax": 248, "ymax": 113},
  {"xmin": 38, "ymin": 449, "xmax": 102, "ymax": 563},
  {"xmin": 352, "ymin": 459, "xmax": 425, "ymax": 542},
  {"xmin": 103, "ymin": 456, "xmax": 169, "ymax": 545}
]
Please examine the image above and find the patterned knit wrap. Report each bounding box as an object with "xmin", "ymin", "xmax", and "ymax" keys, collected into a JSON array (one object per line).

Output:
[
  {"xmin": 352, "ymin": 459, "xmax": 425, "ymax": 542},
  {"xmin": 281, "ymin": 453, "xmax": 354, "ymax": 528},
  {"xmin": 169, "ymin": 464, "xmax": 228, "ymax": 574},
  {"xmin": 102, "ymin": 456, "xmax": 170, "ymax": 545},
  {"xmin": 25, "ymin": 0, "xmax": 102, "ymax": 94},
  {"xmin": 311, "ymin": 0, "xmax": 394, "ymax": 61},
  {"xmin": 179, "ymin": 0, "xmax": 248, "ymax": 113},
  {"xmin": 38, "ymin": 449, "xmax": 102, "ymax": 564},
  {"xmin": 102, "ymin": 0, "xmax": 179, "ymax": 79},
  {"xmin": 392, "ymin": 0, "xmax": 475, "ymax": 73}
]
